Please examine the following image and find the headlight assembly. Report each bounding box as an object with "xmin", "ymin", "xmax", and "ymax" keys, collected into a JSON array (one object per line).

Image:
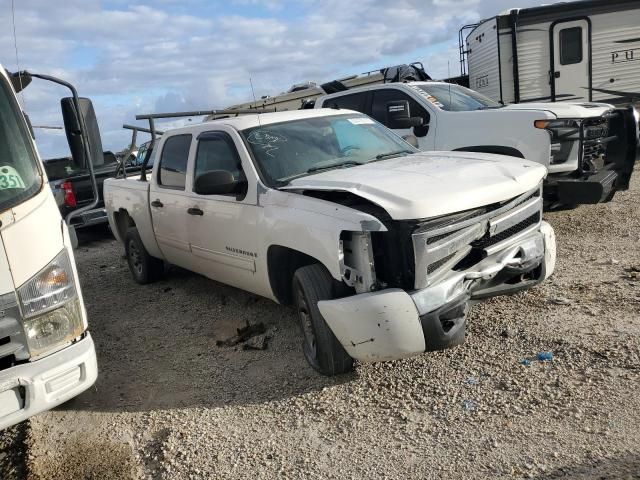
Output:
[
  {"xmin": 17, "ymin": 249, "xmax": 84, "ymax": 357},
  {"xmin": 22, "ymin": 297, "xmax": 84, "ymax": 357},
  {"xmin": 18, "ymin": 249, "xmax": 77, "ymax": 318}
]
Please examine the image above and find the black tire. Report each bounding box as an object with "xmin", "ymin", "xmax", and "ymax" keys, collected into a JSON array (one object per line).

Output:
[
  {"xmin": 292, "ymin": 264, "xmax": 354, "ymax": 376},
  {"xmin": 124, "ymin": 227, "xmax": 164, "ymax": 284}
]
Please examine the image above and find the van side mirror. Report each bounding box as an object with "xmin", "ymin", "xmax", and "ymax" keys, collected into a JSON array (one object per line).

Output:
[
  {"xmin": 385, "ymin": 100, "xmax": 424, "ymax": 129},
  {"xmin": 61, "ymin": 97, "xmax": 104, "ymax": 169},
  {"xmin": 194, "ymin": 170, "xmax": 247, "ymax": 196}
]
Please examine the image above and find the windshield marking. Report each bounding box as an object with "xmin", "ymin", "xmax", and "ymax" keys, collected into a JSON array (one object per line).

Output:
[{"xmin": 246, "ymin": 130, "xmax": 288, "ymax": 157}]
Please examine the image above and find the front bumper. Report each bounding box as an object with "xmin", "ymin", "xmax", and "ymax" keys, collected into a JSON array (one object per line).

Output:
[
  {"xmin": 0, "ymin": 333, "xmax": 97, "ymax": 430},
  {"xmin": 547, "ymin": 167, "xmax": 618, "ymax": 205},
  {"xmin": 318, "ymin": 223, "xmax": 556, "ymax": 363}
]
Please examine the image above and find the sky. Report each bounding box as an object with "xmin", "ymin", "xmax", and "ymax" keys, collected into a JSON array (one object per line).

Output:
[{"xmin": 1, "ymin": 0, "xmax": 567, "ymax": 158}]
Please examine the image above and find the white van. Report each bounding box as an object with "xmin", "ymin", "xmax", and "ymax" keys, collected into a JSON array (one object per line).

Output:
[{"xmin": 0, "ymin": 66, "xmax": 98, "ymax": 430}]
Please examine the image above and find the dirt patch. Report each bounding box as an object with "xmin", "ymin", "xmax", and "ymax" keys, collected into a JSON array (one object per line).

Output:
[{"xmin": 6, "ymin": 174, "xmax": 640, "ymax": 479}]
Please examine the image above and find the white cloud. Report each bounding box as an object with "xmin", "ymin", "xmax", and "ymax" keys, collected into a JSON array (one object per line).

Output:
[{"xmin": 1, "ymin": 0, "xmax": 567, "ymax": 157}]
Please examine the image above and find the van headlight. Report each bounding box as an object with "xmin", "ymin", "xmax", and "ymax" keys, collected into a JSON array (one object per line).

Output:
[{"xmin": 17, "ymin": 250, "xmax": 84, "ymax": 357}]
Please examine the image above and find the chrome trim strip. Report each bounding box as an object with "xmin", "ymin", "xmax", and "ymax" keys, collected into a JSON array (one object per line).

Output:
[
  {"xmin": 489, "ymin": 196, "xmax": 541, "ymax": 236},
  {"xmin": 484, "ymin": 223, "xmax": 541, "ymax": 256},
  {"xmin": 413, "ymin": 184, "xmax": 541, "ymax": 238}
]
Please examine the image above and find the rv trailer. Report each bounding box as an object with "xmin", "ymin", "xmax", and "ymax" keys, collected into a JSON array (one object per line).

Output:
[{"xmin": 463, "ymin": 0, "xmax": 640, "ymax": 106}]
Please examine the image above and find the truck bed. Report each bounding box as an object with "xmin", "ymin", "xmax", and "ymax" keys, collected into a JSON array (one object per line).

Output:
[{"xmin": 104, "ymin": 176, "xmax": 162, "ymax": 259}]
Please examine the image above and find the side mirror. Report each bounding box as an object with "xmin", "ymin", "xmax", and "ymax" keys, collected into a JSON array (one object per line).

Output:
[
  {"xmin": 61, "ymin": 97, "xmax": 104, "ymax": 169},
  {"xmin": 194, "ymin": 170, "xmax": 246, "ymax": 196},
  {"xmin": 385, "ymin": 100, "xmax": 424, "ymax": 129},
  {"xmin": 413, "ymin": 124, "xmax": 430, "ymax": 138}
]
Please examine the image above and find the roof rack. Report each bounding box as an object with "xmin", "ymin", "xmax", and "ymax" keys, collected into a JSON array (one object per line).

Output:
[{"xmin": 131, "ymin": 108, "xmax": 277, "ymax": 180}]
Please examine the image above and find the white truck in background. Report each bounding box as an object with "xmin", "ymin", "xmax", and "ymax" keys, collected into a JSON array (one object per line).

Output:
[
  {"xmin": 216, "ymin": 63, "xmax": 638, "ymax": 208},
  {"xmin": 315, "ymin": 80, "xmax": 639, "ymax": 208},
  {"xmin": 105, "ymin": 108, "xmax": 556, "ymax": 376},
  {"xmin": 0, "ymin": 67, "xmax": 98, "ymax": 430}
]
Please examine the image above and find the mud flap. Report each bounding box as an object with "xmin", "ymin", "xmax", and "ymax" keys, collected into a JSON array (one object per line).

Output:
[{"xmin": 607, "ymin": 106, "xmax": 638, "ymax": 191}]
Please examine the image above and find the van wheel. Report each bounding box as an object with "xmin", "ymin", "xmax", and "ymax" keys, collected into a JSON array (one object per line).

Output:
[
  {"xmin": 125, "ymin": 227, "xmax": 164, "ymax": 284},
  {"xmin": 292, "ymin": 264, "xmax": 354, "ymax": 376}
]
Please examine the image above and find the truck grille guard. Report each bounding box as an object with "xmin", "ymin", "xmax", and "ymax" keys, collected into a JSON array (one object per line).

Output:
[
  {"xmin": 579, "ymin": 114, "xmax": 616, "ymax": 174},
  {"xmin": 412, "ymin": 184, "xmax": 542, "ymax": 290}
]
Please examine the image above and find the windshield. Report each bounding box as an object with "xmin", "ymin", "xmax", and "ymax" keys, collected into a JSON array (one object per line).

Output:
[
  {"xmin": 0, "ymin": 76, "xmax": 41, "ymax": 209},
  {"xmin": 241, "ymin": 114, "xmax": 416, "ymax": 185},
  {"xmin": 415, "ymin": 84, "xmax": 501, "ymax": 111}
]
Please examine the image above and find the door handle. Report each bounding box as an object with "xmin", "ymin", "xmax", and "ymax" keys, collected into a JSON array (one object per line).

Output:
[
  {"xmin": 187, "ymin": 207, "xmax": 204, "ymax": 216},
  {"xmin": 554, "ymin": 71, "xmax": 561, "ymax": 78},
  {"xmin": 151, "ymin": 199, "xmax": 163, "ymax": 208}
]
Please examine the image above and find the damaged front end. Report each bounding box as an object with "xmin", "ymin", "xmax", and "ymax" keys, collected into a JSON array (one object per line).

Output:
[{"xmin": 318, "ymin": 184, "xmax": 556, "ymax": 362}]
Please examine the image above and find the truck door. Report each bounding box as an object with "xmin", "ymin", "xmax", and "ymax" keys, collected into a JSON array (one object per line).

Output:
[
  {"xmin": 186, "ymin": 129, "xmax": 262, "ymax": 295},
  {"xmin": 369, "ymin": 88, "xmax": 435, "ymax": 150},
  {"xmin": 551, "ymin": 19, "xmax": 591, "ymax": 102},
  {"xmin": 148, "ymin": 134, "xmax": 194, "ymax": 268}
]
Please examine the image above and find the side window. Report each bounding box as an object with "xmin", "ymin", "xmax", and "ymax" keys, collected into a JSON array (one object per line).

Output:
[
  {"xmin": 370, "ymin": 89, "xmax": 430, "ymax": 127},
  {"xmin": 559, "ymin": 27, "xmax": 583, "ymax": 65},
  {"xmin": 321, "ymin": 92, "xmax": 367, "ymax": 113},
  {"xmin": 194, "ymin": 132, "xmax": 242, "ymax": 183},
  {"xmin": 158, "ymin": 134, "xmax": 191, "ymax": 189}
]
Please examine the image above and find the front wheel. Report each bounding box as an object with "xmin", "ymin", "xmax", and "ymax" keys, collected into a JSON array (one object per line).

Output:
[
  {"xmin": 124, "ymin": 227, "xmax": 164, "ymax": 284},
  {"xmin": 292, "ymin": 264, "xmax": 354, "ymax": 376}
]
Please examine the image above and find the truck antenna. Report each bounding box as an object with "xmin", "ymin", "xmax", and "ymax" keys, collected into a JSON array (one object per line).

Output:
[
  {"xmin": 11, "ymin": 0, "xmax": 26, "ymax": 107},
  {"xmin": 249, "ymin": 77, "xmax": 262, "ymax": 129}
]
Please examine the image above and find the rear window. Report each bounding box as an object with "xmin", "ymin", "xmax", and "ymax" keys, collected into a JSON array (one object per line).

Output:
[
  {"xmin": 158, "ymin": 134, "xmax": 191, "ymax": 189},
  {"xmin": 321, "ymin": 92, "xmax": 367, "ymax": 112}
]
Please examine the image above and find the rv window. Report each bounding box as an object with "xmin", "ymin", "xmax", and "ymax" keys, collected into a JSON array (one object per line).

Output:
[
  {"xmin": 321, "ymin": 92, "xmax": 367, "ymax": 112},
  {"xmin": 560, "ymin": 27, "xmax": 583, "ymax": 65},
  {"xmin": 158, "ymin": 134, "xmax": 191, "ymax": 189},
  {"xmin": 370, "ymin": 89, "xmax": 429, "ymax": 126}
]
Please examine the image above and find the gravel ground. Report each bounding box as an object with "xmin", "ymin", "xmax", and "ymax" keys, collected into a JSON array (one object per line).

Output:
[{"xmin": 2, "ymin": 176, "xmax": 640, "ymax": 479}]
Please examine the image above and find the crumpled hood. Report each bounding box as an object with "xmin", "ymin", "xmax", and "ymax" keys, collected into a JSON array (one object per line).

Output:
[
  {"xmin": 503, "ymin": 101, "xmax": 614, "ymax": 119},
  {"xmin": 282, "ymin": 151, "xmax": 546, "ymax": 220}
]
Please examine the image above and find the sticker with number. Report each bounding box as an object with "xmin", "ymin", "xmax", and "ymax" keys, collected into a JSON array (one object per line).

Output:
[{"xmin": 0, "ymin": 166, "xmax": 25, "ymax": 190}]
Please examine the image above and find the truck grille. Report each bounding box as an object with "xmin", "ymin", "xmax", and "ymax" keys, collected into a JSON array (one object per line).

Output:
[
  {"xmin": 581, "ymin": 117, "xmax": 612, "ymax": 172},
  {"xmin": 0, "ymin": 292, "xmax": 28, "ymax": 371},
  {"xmin": 412, "ymin": 185, "xmax": 542, "ymax": 289}
]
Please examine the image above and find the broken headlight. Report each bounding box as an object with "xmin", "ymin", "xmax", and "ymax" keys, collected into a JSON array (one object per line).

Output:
[{"xmin": 17, "ymin": 249, "xmax": 84, "ymax": 357}]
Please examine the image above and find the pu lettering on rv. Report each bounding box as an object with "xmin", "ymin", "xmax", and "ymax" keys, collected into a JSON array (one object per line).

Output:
[{"xmin": 611, "ymin": 48, "xmax": 639, "ymax": 63}]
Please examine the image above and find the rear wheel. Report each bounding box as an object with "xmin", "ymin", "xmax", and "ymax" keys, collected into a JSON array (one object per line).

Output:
[
  {"xmin": 125, "ymin": 227, "xmax": 164, "ymax": 284},
  {"xmin": 292, "ymin": 264, "xmax": 353, "ymax": 376}
]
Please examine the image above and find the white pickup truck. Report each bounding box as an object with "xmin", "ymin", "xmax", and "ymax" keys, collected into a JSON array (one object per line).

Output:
[
  {"xmin": 105, "ymin": 109, "xmax": 556, "ymax": 375},
  {"xmin": 315, "ymin": 81, "xmax": 638, "ymax": 207}
]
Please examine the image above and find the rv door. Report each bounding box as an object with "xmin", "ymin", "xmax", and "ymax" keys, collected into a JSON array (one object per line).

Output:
[{"xmin": 551, "ymin": 19, "xmax": 591, "ymax": 102}]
